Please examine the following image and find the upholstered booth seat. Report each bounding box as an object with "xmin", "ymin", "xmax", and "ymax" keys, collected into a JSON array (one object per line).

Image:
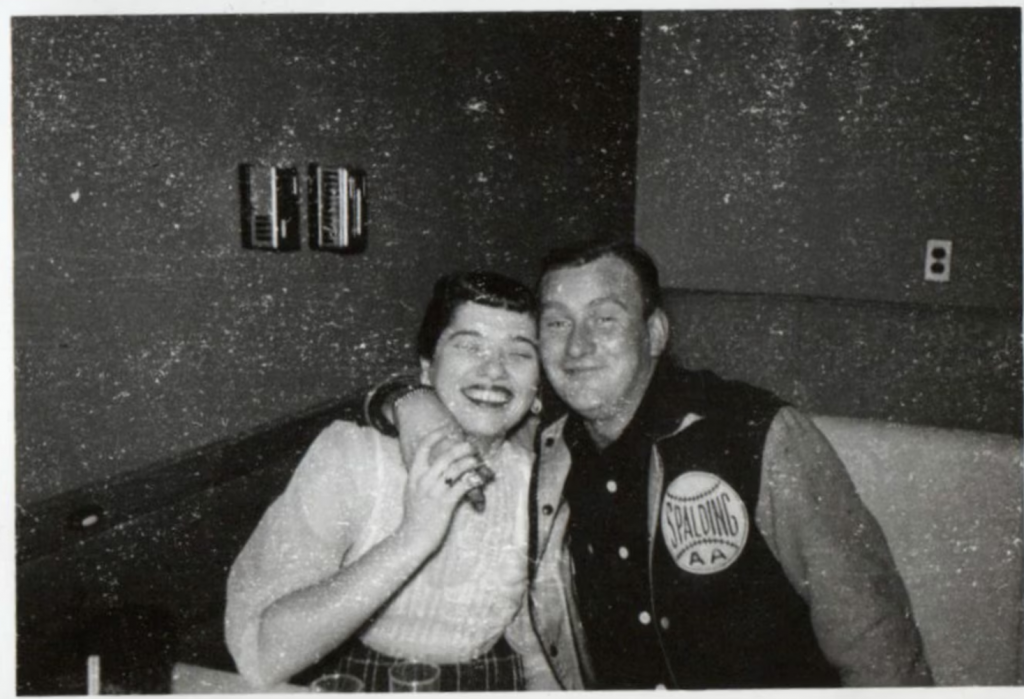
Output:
[
  {"xmin": 17, "ymin": 396, "xmax": 1023, "ymax": 689},
  {"xmin": 814, "ymin": 416, "xmax": 1022, "ymax": 685}
]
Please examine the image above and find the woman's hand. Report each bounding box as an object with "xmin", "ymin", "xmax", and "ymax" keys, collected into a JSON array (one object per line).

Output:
[
  {"xmin": 249, "ymin": 425, "xmax": 485, "ymax": 687},
  {"xmin": 397, "ymin": 426, "xmax": 485, "ymax": 553}
]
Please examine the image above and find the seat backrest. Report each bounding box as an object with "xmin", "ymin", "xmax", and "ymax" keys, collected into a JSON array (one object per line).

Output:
[
  {"xmin": 812, "ymin": 415, "xmax": 1023, "ymax": 685},
  {"xmin": 660, "ymin": 288, "xmax": 1022, "ymax": 435}
]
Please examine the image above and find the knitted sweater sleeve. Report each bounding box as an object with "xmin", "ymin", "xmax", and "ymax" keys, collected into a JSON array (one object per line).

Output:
[{"xmin": 756, "ymin": 407, "xmax": 933, "ymax": 687}]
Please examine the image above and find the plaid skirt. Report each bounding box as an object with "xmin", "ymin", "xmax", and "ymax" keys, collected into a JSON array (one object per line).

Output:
[{"xmin": 329, "ymin": 638, "xmax": 525, "ymax": 692}]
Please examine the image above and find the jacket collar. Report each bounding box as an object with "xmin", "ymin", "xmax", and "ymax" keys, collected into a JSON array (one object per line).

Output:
[{"xmin": 630, "ymin": 360, "xmax": 708, "ymax": 442}]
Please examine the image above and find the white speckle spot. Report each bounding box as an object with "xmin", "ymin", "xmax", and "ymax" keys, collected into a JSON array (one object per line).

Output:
[
  {"xmin": 70, "ymin": 190, "xmax": 81, "ymax": 203},
  {"xmin": 723, "ymin": 193, "xmax": 731, "ymax": 204},
  {"xmin": 465, "ymin": 99, "xmax": 488, "ymax": 113}
]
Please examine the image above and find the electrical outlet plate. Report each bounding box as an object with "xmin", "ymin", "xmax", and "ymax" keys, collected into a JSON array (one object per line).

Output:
[{"xmin": 924, "ymin": 239, "xmax": 952, "ymax": 282}]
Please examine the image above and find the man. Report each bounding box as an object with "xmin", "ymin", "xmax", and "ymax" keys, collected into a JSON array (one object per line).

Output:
[{"xmin": 375, "ymin": 241, "xmax": 932, "ymax": 690}]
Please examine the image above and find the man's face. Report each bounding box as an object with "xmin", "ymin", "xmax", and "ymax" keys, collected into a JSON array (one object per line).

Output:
[{"xmin": 539, "ymin": 255, "xmax": 666, "ymax": 429}]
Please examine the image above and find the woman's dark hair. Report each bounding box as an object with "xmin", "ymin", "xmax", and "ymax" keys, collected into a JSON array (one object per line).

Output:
[
  {"xmin": 540, "ymin": 240, "xmax": 662, "ymax": 318},
  {"xmin": 417, "ymin": 271, "xmax": 538, "ymax": 360}
]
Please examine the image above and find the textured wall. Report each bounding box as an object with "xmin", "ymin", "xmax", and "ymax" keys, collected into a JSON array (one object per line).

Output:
[
  {"xmin": 635, "ymin": 9, "xmax": 1021, "ymax": 435},
  {"xmin": 636, "ymin": 8, "xmax": 1021, "ymax": 307},
  {"xmin": 13, "ymin": 13, "xmax": 641, "ymax": 504}
]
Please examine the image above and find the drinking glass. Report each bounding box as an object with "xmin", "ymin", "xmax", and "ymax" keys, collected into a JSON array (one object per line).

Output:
[
  {"xmin": 311, "ymin": 673, "xmax": 365, "ymax": 693},
  {"xmin": 387, "ymin": 662, "xmax": 440, "ymax": 692}
]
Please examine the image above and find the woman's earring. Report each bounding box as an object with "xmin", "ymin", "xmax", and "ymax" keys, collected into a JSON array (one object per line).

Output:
[{"xmin": 530, "ymin": 397, "xmax": 543, "ymax": 415}]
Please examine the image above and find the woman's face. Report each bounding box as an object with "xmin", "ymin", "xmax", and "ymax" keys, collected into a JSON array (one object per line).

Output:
[{"xmin": 421, "ymin": 301, "xmax": 539, "ymax": 446}]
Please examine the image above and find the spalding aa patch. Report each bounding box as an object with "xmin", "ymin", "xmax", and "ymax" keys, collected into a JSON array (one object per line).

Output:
[{"xmin": 661, "ymin": 471, "xmax": 749, "ymax": 575}]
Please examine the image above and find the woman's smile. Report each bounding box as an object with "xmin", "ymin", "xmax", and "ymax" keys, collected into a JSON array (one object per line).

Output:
[{"xmin": 462, "ymin": 384, "xmax": 514, "ymax": 407}]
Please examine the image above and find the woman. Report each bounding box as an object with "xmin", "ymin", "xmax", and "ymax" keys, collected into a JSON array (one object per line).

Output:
[{"xmin": 225, "ymin": 272, "xmax": 550, "ymax": 691}]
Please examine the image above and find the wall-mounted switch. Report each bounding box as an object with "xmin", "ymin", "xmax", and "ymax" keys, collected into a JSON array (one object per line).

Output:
[
  {"xmin": 308, "ymin": 164, "xmax": 367, "ymax": 253},
  {"xmin": 239, "ymin": 164, "xmax": 301, "ymax": 251},
  {"xmin": 924, "ymin": 239, "xmax": 952, "ymax": 282}
]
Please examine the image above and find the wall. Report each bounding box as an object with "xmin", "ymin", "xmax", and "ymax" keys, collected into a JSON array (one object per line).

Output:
[
  {"xmin": 13, "ymin": 13, "xmax": 641, "ymax": 504},
  {"xmin": 635, "ymin": 8, "xmax": 1021, "ymax": 433}
]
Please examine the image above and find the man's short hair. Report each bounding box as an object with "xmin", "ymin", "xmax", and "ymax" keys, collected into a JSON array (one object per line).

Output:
[
  {"xmin": 417, "ymin": 271, "xmax": 538, "ymax": 360},
  {"xmin": 540, "ymin": 240, "xmax": 662, "ymax": 318}
]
